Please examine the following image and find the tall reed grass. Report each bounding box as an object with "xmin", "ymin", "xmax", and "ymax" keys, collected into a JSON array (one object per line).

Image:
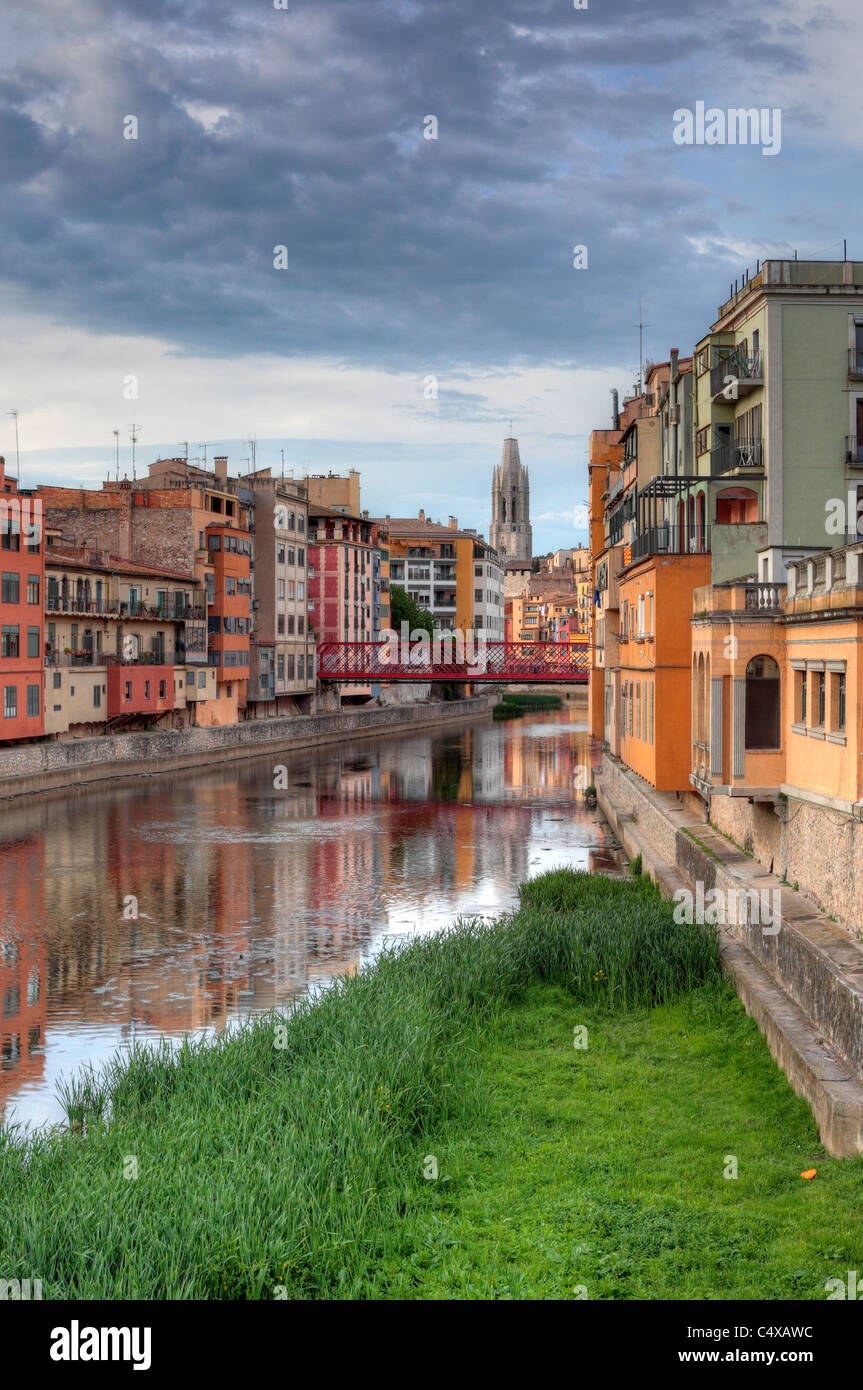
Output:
[{"xmin": 0, "ymin": 869, "xmax": 719, "ymax": 1300}]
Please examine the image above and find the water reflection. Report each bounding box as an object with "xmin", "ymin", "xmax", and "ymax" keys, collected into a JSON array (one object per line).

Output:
[{"xmin": 0, "ymin": 706, "xmax": 612, "ymax": 1130}]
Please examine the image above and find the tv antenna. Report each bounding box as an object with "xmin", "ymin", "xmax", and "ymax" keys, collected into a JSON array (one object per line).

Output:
[
  {"xmin": 6, "ymin": 410, "xmax": 20, "ymax": 483},
  {"xmin": 129, "ymin": 419, "xmax": 141, "ymax": 481},
  {"xmin": 635, "ymin": 300, "xmax": 651, "ymax": 395}
]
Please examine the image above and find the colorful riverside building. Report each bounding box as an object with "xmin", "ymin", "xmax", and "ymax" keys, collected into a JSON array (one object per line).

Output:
[
  {"xmin": 591, "ymin": 259, "xmax": 863, "ymax": 802},
  {"xmin": 42, "ymin": 540, "xmax": 207, "ymax": 735},
  {"xmin": 39, "ymin": 457, "xmax": 252, "ymax": 725},
  {"xmin": 0, "ymin": 455, "xmax": 44, "ymax": 742},
  {"xmin": 373, "ymin": 512, "xmax": 504, "ymax": 640}
]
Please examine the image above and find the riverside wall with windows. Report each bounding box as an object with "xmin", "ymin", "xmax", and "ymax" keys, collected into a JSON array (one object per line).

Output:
[{"xmin": 0, "ymin": 694, "xmax": 498, "ymax": 799}]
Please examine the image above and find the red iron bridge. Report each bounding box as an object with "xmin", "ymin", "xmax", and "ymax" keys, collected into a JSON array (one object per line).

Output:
[{"xmin": 316, "ymin": 640, "xmax": 590, "ymax": 683}]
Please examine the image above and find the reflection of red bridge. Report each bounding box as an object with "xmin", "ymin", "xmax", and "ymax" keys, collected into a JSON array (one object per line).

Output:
[{"xmin": 316, "ymin": 641, "xmax": 590, "ymax": 683}]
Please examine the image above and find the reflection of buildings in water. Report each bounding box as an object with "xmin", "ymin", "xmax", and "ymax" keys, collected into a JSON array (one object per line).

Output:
[
  {"xmin": 0, "ymin": 712, "xmax": 604, "ymax": 1126},
  {"xmin": 471, "ymin": 726, "xmax": 506, "ymax": 801},
  {"xmin": 0, "ymin": 836, "xmax": 46, "ymax": 1115},
  {"xmin": 503, "ymin": 714, "xmax": 596, "ymax": 801},
  {"xmin": 0, "ymin": 937, "xmax": 47, "ymax": 1116}
]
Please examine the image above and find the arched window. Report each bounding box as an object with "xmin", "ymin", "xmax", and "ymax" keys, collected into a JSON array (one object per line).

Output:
[
  {"xmin": 745, "ymin": 655, "xmax": 780, "ymax": 749},
  {"xmin": 511, "ymin": 490, "xmax": 517, "ymax": 523},
  {"xmin": 502, "ymin": 496, "xmax": 507, "ymax": 523}
]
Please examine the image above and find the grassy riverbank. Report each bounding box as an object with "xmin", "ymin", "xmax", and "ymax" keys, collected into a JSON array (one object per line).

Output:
[{"xmin": 3, "ymin": 869, "xmax": 860, "ymax": 1299}]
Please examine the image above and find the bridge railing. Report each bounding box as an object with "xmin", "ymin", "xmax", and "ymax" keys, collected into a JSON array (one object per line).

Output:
[{"xmin": 315, "ymin": 640, "xmax": 590, "ymax": 683}]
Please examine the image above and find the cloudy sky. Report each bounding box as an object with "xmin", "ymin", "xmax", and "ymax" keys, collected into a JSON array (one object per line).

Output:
[{"xmin": 0, "ymin": 0, "xmax": 856, "ymax": 550}]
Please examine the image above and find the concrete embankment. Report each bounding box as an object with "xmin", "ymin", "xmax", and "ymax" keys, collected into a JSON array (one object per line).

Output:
[
  {"xmin": 0, "ymin": 695, "xmax": 498, "ymax": 800},
  {"xmin": 596, "ymin": 751, "xmax": 863, "ymax": 1157}
]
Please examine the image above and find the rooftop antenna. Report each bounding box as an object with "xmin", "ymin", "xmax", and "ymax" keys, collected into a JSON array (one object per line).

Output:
[
  {"xmin": 113, "ymin": 429, "xmax": 120, "ymax": 482},
  {"xmin": 129, "ymin": 419, "xmax": 140, "ymax": 482},
  {"xmin": 634, "ymin": 300, "xmax": 651, "ymax": 396},
  {"xmin": 280, "ymin": 448, "xmax": 285, "ymax": 481},
  {"xmin": 6, "ymin": 410, "xmax": 20, "ymax": 484},
  {"xmin": 199, "ymin": 443, "xmax": 208, "ymax": 470}
]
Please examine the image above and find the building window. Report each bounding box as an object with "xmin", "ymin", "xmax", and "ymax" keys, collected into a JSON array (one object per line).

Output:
[
  {"xmin": 3, "ymin": 686, "xmax": 17, "ymax": 719},
  {"xmin": 745, "ymin": 655, "xmax": 780, "ymax": 749},
  {"xmin": 26, "ymin": 684, "xmax": 39, "ymax": 718},
  {"xmin": 794, "ymin": 668, "xmax": 807, "ymax": 726},
  {"xmin": 298, "ymin": 654, "xmax": 305, "ymax": 679},
  {"xmin": 159, "ymin": 680, "xmax": 166, "ymax": 698},
  {"xmin": 27, "ymin": 575, "xmax": 39, "ymax": 604},
  {"xmin": 277, "ymin": 655, "xmax": 284, "ymax": 680},
  {"xmin": 813, "ymin": 670, "xmax": 826, "ymax": 729},
  {"xmin": 278, "ymin": 580, "xmax": 285, "ymax": 599},
  {"xmin": 1, "ymin": 572, "xmax": 19, "ymax": 604},
  {"xmin": 124, "ymin": 681, "xmax": 132, "ymax": 700},
  {"xmin": 93, "ymin": 684, "xmax": 101, "ymax": 708},
  {"xmin": 833, "ymin": 670, "xmax": 847, "ymax": 733},
  {"xmin": 53, "ymin": 671, "xmax": 61, "ymax": 689},
  {"xmin": 1, "ymin": 625, "xmax": 19, "ymax": 658},
  {"xmin": 277, "ymin": 545, "xmax": 285, "ymax": 564},
  {"xmin": 277, "ymin": 615, "xmax": 285, "ymax": 635},
  {"xmin": 27, "ymin": 626, "xmax": 39, "ymax": 658},
  {"xmin": 198, "ymin": 672, "xmax": 206, "ymax": 688}
]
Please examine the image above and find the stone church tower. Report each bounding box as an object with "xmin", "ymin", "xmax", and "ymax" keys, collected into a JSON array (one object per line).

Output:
[{"xmin": 490, "ymin": 437, "xmax": 532, "ymax": 563}]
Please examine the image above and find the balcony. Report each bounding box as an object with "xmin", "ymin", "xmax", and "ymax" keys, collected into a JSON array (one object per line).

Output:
[
  {"xmin": 630, "ymin": 524, "xmax": 710, "ymax": 562},
  {"xmin": 710, "ymin": 438, "xmax": 763, "ymax": 475},
  {"xmin": 44, "ymin": 596, "xmax": 200, "ymax": 620},
  {"xmin": 45, "ymin": 649, "xmax": 180, "ymax": 669},
  {"xmin": 743, "ymin": 582, "xmax": 785, "ymax": 615},
  {"xmin": 849, "ymin": 348, "xmax": 863, "ymax": 378},
  {"xmin": 710, "ymin": 351, "xmax": 764, "ymax": 401},
  {"xmin": 846, "ymin": 436, "xmax": 863, "ymax": 466}
]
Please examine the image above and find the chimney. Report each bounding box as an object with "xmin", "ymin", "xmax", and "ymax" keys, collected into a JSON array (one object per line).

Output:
[
  {"xmin": 670, "ymin": 348, "xmax": 679, "ymax": 378},
  {"xmin": 214, "ymin": 455, "xmax": 228, "ymax": 485},
  {"xmin": 448, "ymin": 516, "xmax": 458, "ymax": 530},
  {"xmin": 611, "ymin": 389, "xmax": 619, "ymax": 430},
  {"xmin": 418, "ymin": 508, "xmax": 425, "ymax": 521}
]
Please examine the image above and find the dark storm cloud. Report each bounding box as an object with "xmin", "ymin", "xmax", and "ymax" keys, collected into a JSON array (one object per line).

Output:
[{"xmin": 0, "ymin": 0, "xmax": 820, "ymax": 369}]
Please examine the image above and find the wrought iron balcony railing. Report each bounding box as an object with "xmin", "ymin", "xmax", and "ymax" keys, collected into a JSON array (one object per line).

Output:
[
  {"xmin": 710, "ymin": 351, "xmax": 764, "ymax": 399},
  {"xmin": 630, "ymin": 525, "xmax": 710, "ymax": 561},
  {"xmin": 846, "ymin": 436, "xmax": 863, "ymax": 465},
  {"xmin": 711, "ymin": 438, "xmax": 763, "ymax": 475}
]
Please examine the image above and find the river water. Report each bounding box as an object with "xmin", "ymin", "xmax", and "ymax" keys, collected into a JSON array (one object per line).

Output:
[{"xmin": 0, "ymin": 703, "xmax": 614, "ymax": 1131}]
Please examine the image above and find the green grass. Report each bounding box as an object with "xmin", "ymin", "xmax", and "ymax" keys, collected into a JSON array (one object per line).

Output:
[
  {"xmin": 366, "ymin": 983, "xmax": 862, "ymax": 1299},
  {"xmin": 2, "ymin": 868, "xmax": 859, "ymax": 1300}
]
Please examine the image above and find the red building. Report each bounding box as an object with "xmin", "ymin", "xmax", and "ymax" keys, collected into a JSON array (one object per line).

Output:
[
  {"xmin": 0, "ymin": 456, "xmax": 44, "ymax": 742},
  {"xmin": 106, "ymin": 664, "xmax": 174, "ymax": 719}
]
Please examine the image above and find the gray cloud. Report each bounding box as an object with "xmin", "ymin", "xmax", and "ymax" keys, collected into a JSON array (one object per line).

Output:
[{"xmin": 0, "ymin": 0, "xmax": 831, "ymax": 377}]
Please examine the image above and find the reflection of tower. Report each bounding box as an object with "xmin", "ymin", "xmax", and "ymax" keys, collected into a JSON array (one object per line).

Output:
[{"xmin": 490, "ymin": 437, "xmax": 532, "ymax": 563}]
